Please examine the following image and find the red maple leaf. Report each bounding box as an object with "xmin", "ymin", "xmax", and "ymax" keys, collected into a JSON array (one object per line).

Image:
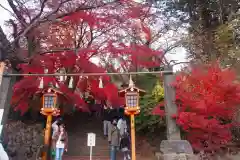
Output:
[{"xmin": 174, "ymin": 62, "xmax": 240, "ymax": 151}]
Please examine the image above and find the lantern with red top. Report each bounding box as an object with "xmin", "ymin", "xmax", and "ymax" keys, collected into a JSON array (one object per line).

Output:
[{"xmin": 119, "ymin": 75, "xmax": 145, "ymax": 115}]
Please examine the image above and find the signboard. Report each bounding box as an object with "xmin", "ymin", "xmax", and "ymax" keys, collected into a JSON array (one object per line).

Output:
[{"xmin": 87, "ymin": 133, "xmax": 96, "ymax": 146}]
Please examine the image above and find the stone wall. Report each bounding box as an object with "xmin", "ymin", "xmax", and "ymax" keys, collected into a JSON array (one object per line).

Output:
[{"xmin": 2, "ymin": 121, "xmax": 44, "ymax": 160}]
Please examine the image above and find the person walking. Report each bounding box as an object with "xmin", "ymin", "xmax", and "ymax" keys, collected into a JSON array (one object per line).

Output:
[
  {"xmin": 117, "ymin": 108, "xmax": 128, "ymax": 137},
  {"xmin": 54, "ymin": 125, "xmax": 68, "ymax": 160},
  {"xmin": 0, "ymin": 142, "xmax": 9, "ymax": 160},
  {"xmin": 108, "ymin": 119, "xmax": 120, "ymax": 160},
  {"xmin": 120, "ymin": 132, "xmax": 131, "ymax": 160},
  {"xmin": 103, "ymin": 102, "xmax": 112, "ymax": 138},
  {"xmin": 51, "ymin": 117, "xmax": 63, "ymax": 157},
  {"xmin": 0, "ymin": 124, "xmax": 9, "ymax": 160},
  {"xmin": 52, "ymin": 117, "xmax": 63, "ymax": 137}
]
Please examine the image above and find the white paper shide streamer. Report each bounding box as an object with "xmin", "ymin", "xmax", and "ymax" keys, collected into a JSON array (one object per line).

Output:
[
  {"xmin": 38, "ymin": 69, "xmax": 48, "ymax": 88},
  {"xmin": 68, "ymin": 76, "xmax": 74, "ymax": 88},
  {"xmin": 99, "ymin": 77, "xmax": 103, "ymax": 88}
]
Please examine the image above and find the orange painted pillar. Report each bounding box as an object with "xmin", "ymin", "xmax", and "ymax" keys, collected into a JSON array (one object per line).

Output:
[
  {"xmin": 42, "ymin": 114, "xmax": 52, "ymax": 160},
  {"xmin": 130, "ymin": 114, "xmax": 136, "ymax": 160}
]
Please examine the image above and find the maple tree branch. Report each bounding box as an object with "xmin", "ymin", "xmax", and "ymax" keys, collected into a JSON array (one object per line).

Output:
[
  {"xmin": 0, "ymin": 3, "xmax": 17, "ymax": 19},
  {"xmin": 56, "ymin": 0, "xmax": 120, "ymax": 19},
  {"xmin": 7, "ymin": 0, "xmax": 27, "ymax": 27},
  {"xmin": 170, "ymin": 61, "xmax": 190, "ymax": 66},
  {"xmin": 76, "ymin": 21, "xmax": 84, "ymax": 48},
  {"xmin": 76, "ymin": 23, "xmax": 89, "ymax": 48},
  {"xmin": 92, "ymin": 24, "xmax": 120, "ymax": 40},
  {"xmin": 150, "ymin": 28, "xmax": 169, "ymax": 44},
  {"xmin": 140, "ymin": 4, "xmax": 151, "ymax": 22},
  {"xmin": 11, "ymin": 0, "xmax": 117, "ymax": 46},
  {"xmin": 30, "ymin": 0, "xmax": 48, "ymax": 23},
  {"xmin": 11, "ymin": 0, "xmax": 66, "ymax": 45},
  {"xmin": 37, "ymin": 28, "xmax": 111, "ymax": 56},
  {"xmin": 38, "ymin": 48, "xmax": 75, "ymax": 55},
  {"xmin": 8, "ymin": 19, "xmax": 19, "ymax": 48},
  {"xmin": 87, "ymin": 27, "xmax": 94, "ymax": 47}
]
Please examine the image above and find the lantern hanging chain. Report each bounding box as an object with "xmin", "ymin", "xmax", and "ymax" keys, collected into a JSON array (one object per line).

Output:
[{"xmin": 2, "ymin": 70, "xmax": 173, "ymax": 77}]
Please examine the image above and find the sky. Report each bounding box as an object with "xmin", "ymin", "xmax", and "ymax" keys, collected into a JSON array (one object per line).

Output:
[
  {"xmin": 0, "ymin": 1, "xmax": 11, "ymax": 35},
  {"xmin": 0, "ymin": 0, "xmax": 188, "ymax": 72}
]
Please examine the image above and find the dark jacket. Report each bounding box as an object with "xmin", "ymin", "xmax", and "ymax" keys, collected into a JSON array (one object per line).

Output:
[
  {"xmin": 120, "ymin": 135, "xmax": 130, "ymax": 149},
  {"xmin": 111, "ymin": 108, "xmax": 118, "ymax": 121},
  {"xmin": 103, "ymin": 108, "xmax": 112, "ymax": 121}
]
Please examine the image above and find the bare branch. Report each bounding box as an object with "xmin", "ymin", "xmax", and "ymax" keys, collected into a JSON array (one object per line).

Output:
[
  {"xmin": 8, "ymin": 19, "xmax": 19, "ymax": 48},
  {"xmin": 0, "ymin": 26, "xmax": 16, "ymax": 63},
  {"xmin": 0, "ymin": 3, "xmax": 17, "ymax": 19},
  {"xmin": 87, "ymin": 27, "xmax": 93, "ymax": 47},
  {"xmin": 11, "ymin": 0, "xmax": 119, "ymax": 46},
  {"xmin": 38, "ymin": 48, "xmax": 75, "ymax": 55},
  {"xmin": 7, "ymin": 0, "xmax": 27, "ymax": 27},
  {"xmin": 11, "ymin": 0, "xmax": 65, "ymax": 44},
  {"xmin": 56, "ymin": 0, "xmax": 120, "ymax": 19},
  {"xmin": 30, "ymin": 0, "xmax": 48, "ymax": 23},
  {"xmin": 170, "ymin": 61, "xmax": 190, "ymax": 66}
]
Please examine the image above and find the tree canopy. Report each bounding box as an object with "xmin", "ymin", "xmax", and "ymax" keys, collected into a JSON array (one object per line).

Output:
[
  {"xmin": 153, "ymin": 62, "xmax": 240, "ymax": 151},
  {"xmin": 0, "ymin": 0, "xmax": 169, "ymax": 114}
]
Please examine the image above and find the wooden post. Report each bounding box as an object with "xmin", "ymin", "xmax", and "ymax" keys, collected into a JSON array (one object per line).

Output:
[
  {"xmin": 42, "ymin": 114, "xmax": 52, "ymax": 160},
  {"xmin": 130, "ymin": 114, "xmax": 136, "ymax": 160},
  {"xmin": 163, "ymin": 66, "xmax": 181, "ymax": 140}
]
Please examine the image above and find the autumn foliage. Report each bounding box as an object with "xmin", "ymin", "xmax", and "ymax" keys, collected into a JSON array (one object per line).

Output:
[
  {"xmin": 10, "ymin": 1, "xmax": 162, "ymax": 114},
  {"xmin": 153, "ymin": 63, "xmax": 240, "ymax": 151}
]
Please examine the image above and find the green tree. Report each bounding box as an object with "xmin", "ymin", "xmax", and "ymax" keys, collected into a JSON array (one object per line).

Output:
[
  {"xmin": 135, "ymin": 75, "xmax": 165, "ymax": 133},
  {"xmin": 153, "ymin": 0, "xmax": 240, "ymax": 63}
]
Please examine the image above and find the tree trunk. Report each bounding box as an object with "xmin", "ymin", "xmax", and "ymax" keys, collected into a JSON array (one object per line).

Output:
[{"xmin": 0, "ymin": 27, "xmax": 14, "ymax": 61}]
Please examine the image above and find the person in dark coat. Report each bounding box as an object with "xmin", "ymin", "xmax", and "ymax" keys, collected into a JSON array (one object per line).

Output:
[
  {"xmin": 120, "ymin": 132, "xmax": 131, "ymax": 160},
  {"xmin": 103, "ymin": 101, "xmax": 113, "ymax": 138}
]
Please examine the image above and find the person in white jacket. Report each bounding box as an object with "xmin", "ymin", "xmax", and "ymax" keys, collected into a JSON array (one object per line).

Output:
[
  {"xmin": 117, "ymin": 109, "xmax": 128, "ymax": 137},
  {"xmin": 0, "ymin": 142, "xmax": 8, "ymax": 160},
  {"xmin": 52, "ymin": 118, "xmax": 63, "ymax": 138},
  {"xmin": 0, "ymin": 124, "xmax": 9, "ymax": 160},
  {"xmin": 52, "ymin": 118, "xmax": 63, "ymax": 157}
]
